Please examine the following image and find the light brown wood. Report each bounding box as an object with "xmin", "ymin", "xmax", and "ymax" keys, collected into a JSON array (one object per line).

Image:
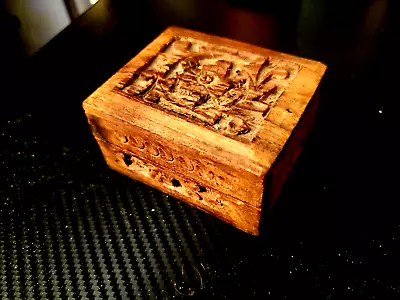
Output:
[
  {"xmin": 83, "ymin": 27, "xmax": 326, "ymax": 235},
  {"xmin": 97, "ymin": 139, "xmax": 261, "ymax": 235}
]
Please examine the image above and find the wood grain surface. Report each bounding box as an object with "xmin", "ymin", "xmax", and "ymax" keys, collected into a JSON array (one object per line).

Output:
[{"xmin": 83, "ymin": 27, "xmax": 326, "ymax": 235}]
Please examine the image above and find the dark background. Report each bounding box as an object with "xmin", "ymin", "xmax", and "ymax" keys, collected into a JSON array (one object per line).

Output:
[{"xmin": 1, "ymin": 0, "xmax": 399, "ymax": 299}]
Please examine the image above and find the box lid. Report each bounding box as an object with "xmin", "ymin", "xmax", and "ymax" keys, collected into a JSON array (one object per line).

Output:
[{"xmin": 83, "ymin": 27, "xmax": 326, "ymax": 177}]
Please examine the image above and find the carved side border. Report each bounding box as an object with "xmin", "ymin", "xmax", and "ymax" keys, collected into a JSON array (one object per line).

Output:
[{"xmin": 97, "ymin": 139, "xmax": 261, "ymax": 235}]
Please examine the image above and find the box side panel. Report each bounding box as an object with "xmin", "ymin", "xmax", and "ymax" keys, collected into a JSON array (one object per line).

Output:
[
  {"xmin": 84, "ymin": 108, "xmax": 265, "ymax": 208},
  {"xmin": 265, "ymin": 90, "xmax": 321, "ymax": 209},
  {"xmin": 251, "ymin": 63, "xmax": 326, "ymax": 170},
  {"xmin": 96, "ymin": 139, "xmax": 261, "ymax": 235}
]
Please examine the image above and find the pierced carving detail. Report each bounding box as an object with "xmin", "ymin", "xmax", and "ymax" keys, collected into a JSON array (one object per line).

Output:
[
  {"xmin": 116, "ymin": 37, "xmax": 300, "ymax": 142},
  {"xmin": 118, "ymin": 133, "xmax": 235, "ymax": 190},
  {"xmin": 91, "ymin": 118, "xmax": 237, "ymax": 192},
  {"xmin": 119, "ymin": 151, "xmax": 221, "ymax": 204}
]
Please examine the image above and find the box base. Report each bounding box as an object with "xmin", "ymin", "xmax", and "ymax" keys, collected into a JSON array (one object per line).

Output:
[{"xmin": 96, "ymin": 138, "xmax": 261, "ymax": 235}]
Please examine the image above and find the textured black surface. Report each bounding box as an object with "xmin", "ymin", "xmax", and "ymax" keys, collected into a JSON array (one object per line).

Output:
[
  {"xmin": 0, "ymin": 103, "xmax": 400, "ymax": 300},
  {"xmin": 2, "ymin": 0, "xmax": 400, "ymax": 299},
  {"xmin": 0, "ymin": 114, "xmax": 236, "ymax": 300}
]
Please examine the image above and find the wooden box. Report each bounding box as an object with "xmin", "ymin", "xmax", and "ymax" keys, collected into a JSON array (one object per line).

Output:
[{"xmin": 83, "ymin": 27, "xmax": 326, "ymax": 235}]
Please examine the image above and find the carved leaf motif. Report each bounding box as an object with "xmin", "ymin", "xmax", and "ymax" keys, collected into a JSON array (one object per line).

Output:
[
  {"xmin": 202, "ymin": 60, "xmax": 232, "ymax": 77},
  {"xmin": 176, "ymin": 156, "xmax": 195, "ymax": 171},
  {"xmin": 129, "ymin": 135, "xmax": 145, "ymax": 149},
  {"xmin": 192, "ymin": 108, "xmax": 222, "ymax": 125},
  {"xmin": 198, "ymin": 72, "xmax": 214, "ymax": 84},
  {"xmin": 219, "ymin": 88, "xmax": 244, "ymax": 107},
  {"xmin": 237, "ymin": 100, "xmax": 269, "ymax": 113},
  {"xmin": 145, "ymin": 142, "xmax": 160, "ymax": 157},
  {"xmin": 225, "ymin": 117, "xmax": 250, "ymax": 136},
  {"xmin": 171, "ymin": 40, "xmax": 192, "ymax": 54},
  {"xmin": 271, "ymin": 68, "xmax": 289, "ymax": 79},
  {"xmin": 124, "ymin": 72, "xmax": 156, "ymax": 96},
  {"xmin": 158, "ymin": 146, "xmax": 174, "ymax": 162}
]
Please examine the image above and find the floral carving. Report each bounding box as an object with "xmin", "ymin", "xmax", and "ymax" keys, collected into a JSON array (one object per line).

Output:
[{"xmin": 117, "ymin": 37, "xmax": 300, "ymax": 142}]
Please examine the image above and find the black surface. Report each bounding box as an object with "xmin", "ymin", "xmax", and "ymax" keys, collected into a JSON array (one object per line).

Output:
[{"xmin": 1, "ymin": 0, "xmax": 400, "ymax": 299}]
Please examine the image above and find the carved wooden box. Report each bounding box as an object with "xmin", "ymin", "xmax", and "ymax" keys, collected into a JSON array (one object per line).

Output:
[{"xmin": 83, "ymin": 27, "xmax": 326, "ymax": 235}]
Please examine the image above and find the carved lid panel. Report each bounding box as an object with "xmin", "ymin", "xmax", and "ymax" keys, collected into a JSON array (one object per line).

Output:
[{"xmin": 115, "ymin": 35, "xmax": 300, "ymax": 142}]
